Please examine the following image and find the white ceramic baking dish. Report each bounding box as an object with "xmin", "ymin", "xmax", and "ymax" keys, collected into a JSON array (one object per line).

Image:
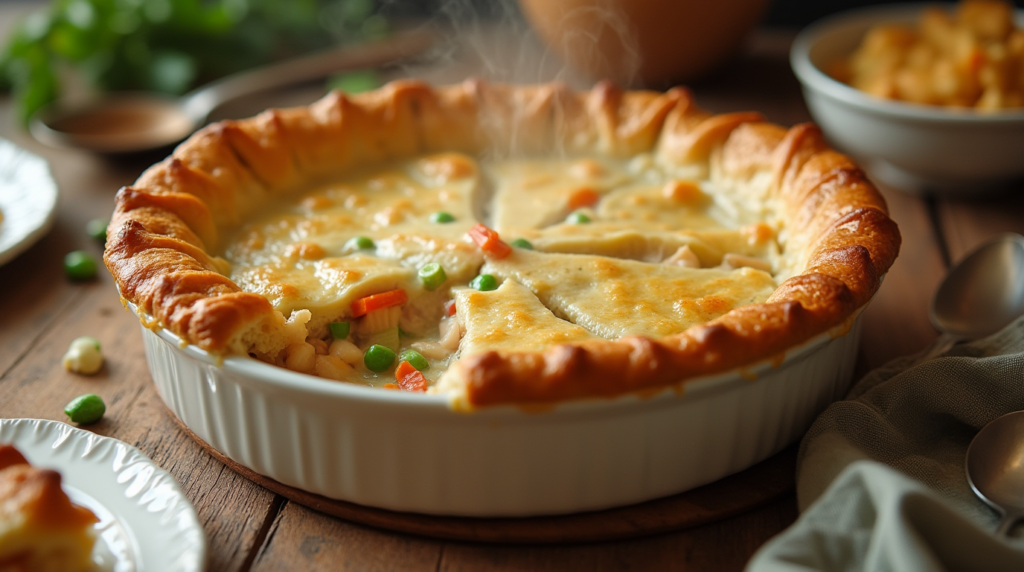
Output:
[{"xmin": 135, "ymin": 300, "xmax": 862, "ymax": 517}]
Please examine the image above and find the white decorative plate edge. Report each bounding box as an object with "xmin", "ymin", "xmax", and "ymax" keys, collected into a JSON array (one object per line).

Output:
[
  {"xmin": 0, "ymin": 138, "xmax": 59, "ymax": 267},
  {"xmin": 0, "ymin": 418, "xmax": 207, "ymax": 572}
]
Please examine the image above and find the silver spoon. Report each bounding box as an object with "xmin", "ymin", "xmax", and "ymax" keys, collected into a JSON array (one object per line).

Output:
[
  {"xmin": 29, "ymin": 29, "xmax": 433, "ymax": 155},
  {"xmin": 966, "ymin": 410, "xmax": 1024, "ymax": 536},
  {"xmin": 920, "ymin": 233, "xmax": 1024, "ymax": 363}
]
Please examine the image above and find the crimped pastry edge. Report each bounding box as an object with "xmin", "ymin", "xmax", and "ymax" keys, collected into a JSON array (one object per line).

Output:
[{"xmin": 103, "ymin": 79, "xmax": 900, "ymax": 409}]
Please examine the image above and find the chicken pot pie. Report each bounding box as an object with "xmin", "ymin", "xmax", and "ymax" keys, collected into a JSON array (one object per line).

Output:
[{"xmin": 104, "ymin": 80, "xmax": 900, "ymax": 410}]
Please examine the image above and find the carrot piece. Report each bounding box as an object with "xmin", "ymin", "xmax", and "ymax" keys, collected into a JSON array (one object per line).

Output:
[
  {"xmin": 567, "ymin": 187, "xmax": 599, "ymax": 210},
  {"xmin": 395, "ymin": 360, "xmax": 417, "ymax": 381},
  {"xmin": 401, "ymin": 371, "xmax": 428, "ymax": 392},
  {"xmin": 468, "ymin": 223, "xmax": 512, "ymax": 259},
  {"xmin": 382, "ymin": 383, "xmax": 400, "ymax": 390},
  {"xmin": 395, "ymin": 360, "xmax": 428, "ymax": 392},
  {"xmin": 444, "ymin": 299, "xmax": 457, "ymax": 317},
  {"xmin": 351, "ymin": 289, "xmax": 408, "ymax": 318}
]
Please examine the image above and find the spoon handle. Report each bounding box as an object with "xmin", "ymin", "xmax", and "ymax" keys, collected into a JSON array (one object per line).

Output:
[
  {"xmin": 997, "ymin": 512, "xmax": 1019, "ymax": 537},
  {"xmin": 181, "ymin": 29, "xmax": 434, "ymax": 122}
]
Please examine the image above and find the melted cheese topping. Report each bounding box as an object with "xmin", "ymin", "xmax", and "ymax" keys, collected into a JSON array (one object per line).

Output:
[
  {"xmin": 456, "ymin": 279, "xmax": 595, "ymax": 355},
  {"xmin": 225, "ymin": 154, "xmax": 484, "ymax": 334},
  {"xmin": 483, "ymin": 250, "xmax": 777, "ymax": 339},
  {"xmin": 489, "ymin": 158, "xmax": 629, "ymax": 232},
  {"xmin": 220, "ymin": 152, "xmax": 787, "ymax": 388}
]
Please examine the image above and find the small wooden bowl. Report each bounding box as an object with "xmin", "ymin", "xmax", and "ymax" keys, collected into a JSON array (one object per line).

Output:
[{"xmin": 518, "ymin": 0, "xmax": 768, "ymax": 85}]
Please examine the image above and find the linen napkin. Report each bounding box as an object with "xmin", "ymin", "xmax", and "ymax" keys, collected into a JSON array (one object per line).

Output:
[{"xmin": 747, "ymin": 315, "xmax": 1024, "ymax": 571}]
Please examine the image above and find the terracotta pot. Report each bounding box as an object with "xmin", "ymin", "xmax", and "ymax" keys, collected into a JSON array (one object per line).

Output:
[{"xmin": 518, "ymin": 0, "xmax": 768, "ymax": 85}]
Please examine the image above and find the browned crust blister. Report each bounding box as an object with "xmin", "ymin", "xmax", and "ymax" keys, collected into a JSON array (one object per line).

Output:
[{"xmin": 104, "ymin": 79, "xmax": 900, "ymax": 408}]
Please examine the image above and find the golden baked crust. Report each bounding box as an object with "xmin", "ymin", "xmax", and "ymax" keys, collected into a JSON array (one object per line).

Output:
[
  {"xmin": 0, "ymin": 445, "xmax": 98, "ymax": 572},
  {"xmin": 104, "ymin": 79, "xmax": 900, "ymax": 408}
]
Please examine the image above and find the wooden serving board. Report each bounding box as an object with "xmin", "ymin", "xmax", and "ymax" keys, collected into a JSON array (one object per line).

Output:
[{"xmin": 173, "ymin": 413, "xmax": 796, "ymax": 544}]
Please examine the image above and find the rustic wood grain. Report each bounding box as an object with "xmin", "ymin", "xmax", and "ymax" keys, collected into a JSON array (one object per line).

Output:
[
  {"xmin": 938, "ymin": 191, "xmax": 1024, "ymax": 262},
  {"xmin": 435, "ymin": 497, "xmax": 797, "ymax": 572},
  {"xmin": 251, "ymin": 502, "xmax": 445, "ymax": 572},
  {"xmin": 250, "ymin": 497, "xmax": 796, "ymax": 572},
  {"xmin": 0, "ymin": 118, "xmax": 128, "ymax": 375}
]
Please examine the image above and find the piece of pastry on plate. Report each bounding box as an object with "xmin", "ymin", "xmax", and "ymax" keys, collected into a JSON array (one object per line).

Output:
[{"xmin": 0, "ymin": 444, "xmax": 98, "ymax": 572}]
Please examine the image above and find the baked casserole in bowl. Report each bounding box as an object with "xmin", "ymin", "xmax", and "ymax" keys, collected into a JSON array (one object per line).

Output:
[
  {"xmin": 791, "ymin": 2, "xmax": 1024, "ymax": 192},
  {"xmin": 106, "ymin": 80, "xmax": 899, "ymax": 515}
]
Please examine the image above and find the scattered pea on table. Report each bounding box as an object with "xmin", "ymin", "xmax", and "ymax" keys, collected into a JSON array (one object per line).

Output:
[
  {"xmin": 64, "ymin": 394, "xmax": 105, "ymax": 425},
  {"xmin": 64, "ymin": 251, "xmax": 98, "ymax": 281}
]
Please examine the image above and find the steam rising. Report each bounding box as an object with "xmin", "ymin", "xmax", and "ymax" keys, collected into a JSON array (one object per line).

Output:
[
  {"xmin": 376, "ymin": 0, "xmax": 648, "ymax": 217},
  {"xmin": 387, "ymin": 0, "xmax": 641, "ymax": 89},
  {"xmin": 545, "ymin": 3, "xmax": 642, "ymax": 87}
]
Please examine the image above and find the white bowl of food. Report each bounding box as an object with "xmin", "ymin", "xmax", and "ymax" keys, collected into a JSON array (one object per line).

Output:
[
  {"xmin": 106, "ymin": 80, "xmax": 899, "ymax": 516},
  {"xmin": 791, "ymin": 2, "xmax": 1024, "ymax": 193}
]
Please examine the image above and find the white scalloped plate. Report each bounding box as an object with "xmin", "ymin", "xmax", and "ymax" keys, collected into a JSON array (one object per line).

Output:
[
  {"xmin": 0, "ymin": 419, "xmax": 206, "ymax": 571},
  {"xmin": 0, "ymin": 138, "xmax": 58, "ymax": 267}
]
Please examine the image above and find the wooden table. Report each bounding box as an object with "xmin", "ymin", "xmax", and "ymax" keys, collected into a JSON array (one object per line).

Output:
[{"xmin": 1, "ymin": 16, "xmax": 1019, "ymax": 570}]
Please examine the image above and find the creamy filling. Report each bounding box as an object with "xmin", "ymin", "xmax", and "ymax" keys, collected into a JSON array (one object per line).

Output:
[{"xmin": 220, "ymin": 152, "xmax": 786, "ymax": 389}]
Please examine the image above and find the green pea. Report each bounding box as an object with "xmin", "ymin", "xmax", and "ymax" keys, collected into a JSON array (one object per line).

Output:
[
  {"xmin": 363, "ymin": 344, "xmax": 396, "ymax": 373},
  {"xmin": 418, "ymin": 262, "xmax": 447, "ymax": 291},
  {"xmin": 64, "ymin": 251, "xmax": 98, "ymax": 281},
  {"xmin": 470, "ymin": 274, "xmax": 498, "ymax": 291},
  {"xmin": 510, "ymin": 238, "xmax": 533, "ymax": 250},
  {"xmin": 430, "ymin": 211, "xmax": 455, "ymax": 223},
  {"xmin": 566, "ymin": 212, "xmax": 591, "ymax": 224},
  {"xmin": 64, "ymin": 394, "xmax": 105, "ymax": 425},
  {"xmin": 86, "ymin": 218, "xmax": 108, "ymax": 241},
  {"xmin": 329, "ymin": 322, "xmax": 350, "ymax": 340},
  {"xmin": 346, "ymin": 236, "xmax": 375, "ymax": 251},
  {"xmin": 398, "ymin": 350, "xmax": 429, "ymax": 371}
]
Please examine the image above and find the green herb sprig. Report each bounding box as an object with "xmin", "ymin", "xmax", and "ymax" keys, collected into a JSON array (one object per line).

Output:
[{"xmin": 0, "ymin": 0, "xmax": 387, "ymax": 124}]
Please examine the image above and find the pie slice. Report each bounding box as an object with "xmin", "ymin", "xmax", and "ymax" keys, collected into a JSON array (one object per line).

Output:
[
  {"xmin": 0, "ymin": 445, "xmax": 98, "ymax": 572},
  {"xmin": 596, "ymin": 181, "xmax": 726, "ymax": 230},
  {"xmin": 454, "ymin": 278, "xmax": 595, "ymax": 356},
  {"xmin": 522, "ymin": 227, "xmax": 780, "ymax": 268},
  {"xmin": 489, "ymin": 157, "xmax": 629, "ymax": 233},
  {"xmin": 483, "ymin": 250, "xmax": 778, "ymax": 339}
]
